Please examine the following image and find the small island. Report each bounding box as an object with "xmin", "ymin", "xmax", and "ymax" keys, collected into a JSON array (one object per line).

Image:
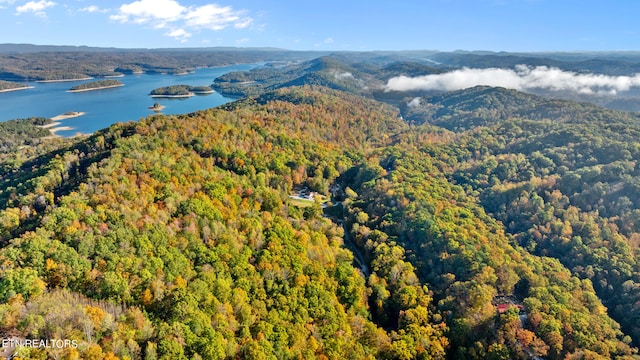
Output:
[
  {"xmin": 148, "ymin": 102, "xmax": 166, "ymax": 112},
  {"xmin": 0, "ymin": 79, "xmax": 33, "ymax": 93},
  {"xmin": 68, "ymin": 79, "xmax": 124, "ymax": 92},
  {"xmin": 39, "ymin": 77, "xmax": 93, "ymax": 83},
  {"xmin": 149, "ymin": 85, "xmax": 213, "ymax": 98}
]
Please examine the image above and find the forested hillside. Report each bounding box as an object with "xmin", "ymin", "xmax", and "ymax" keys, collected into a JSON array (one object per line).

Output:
[
  {"xmin": 399, "ymin": 85, "xmax": 640, "ymax": 129},
  {"xmin": 212, "ymin": 55, "xmax": 441, "ymax": 100},
  {"xmin": 0, "ymin": 88, "xmax": 445, "ymax": 359},
  {"xmin": 396, "ymin": 85, "xmax": 640, "ymax": 349},
  {"xmin": 0, "ymin": 86, "xmax": 639, "ymax": 359},
  {"xmin": 0, "ymin": 117, "xmax": 71, "ymax": 162},
  {"xmin": 0, "ymin": 80, "xmax": 29, "ymax": 91}
]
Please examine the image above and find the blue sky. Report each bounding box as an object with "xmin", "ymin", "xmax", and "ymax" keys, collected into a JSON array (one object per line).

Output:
[{"xmin": 0, "ymin": 0, "xmax": 638, "ymax": 51}]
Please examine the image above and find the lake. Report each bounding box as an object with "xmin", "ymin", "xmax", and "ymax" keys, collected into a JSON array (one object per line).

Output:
[{"xmin": 0, "ymin": 63, "xmax": 259, "ymax": 137}]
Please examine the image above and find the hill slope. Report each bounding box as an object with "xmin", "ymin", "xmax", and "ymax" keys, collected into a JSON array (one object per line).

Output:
[
  {"xmin": 404, "ymin": 85, "xmax": 640, "ymax": 347},
  {"xmin": 0, "ymin": 86, "xmax": 637, "ymax": 359},
  {"xmin": 401, "ymin": 85, "xmax": 640, "ymax": 129},
  {"xmin": 0, "ymin": 88, "xmax": 446, "ymax": 359},
  {"xmin": 212, "ymin": 55, "xmax": 442, "ymax": 100}
]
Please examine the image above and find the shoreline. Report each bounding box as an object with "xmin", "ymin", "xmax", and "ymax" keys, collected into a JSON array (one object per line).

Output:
[
  {"xmin": 67, "ymin": 84, "xmax": 124, "ymax": 93},
  {"xmin": 0, "ymin": 86, "xmax": 34, "ymax": 93},
  {"xmin": 37, "ymin": 121, "xmax": 74, "ymax": 137},
  {"xmin": 150, "ymin": 93, "xmax": 194, "ymax": 98},
  {"xmin": 49, "ymin": 126, "xmax": 74, "ymax": 134},
  {"xmin": 39, "ymin": 121, "xmax": 61, "ymax": 129},
  {"xmin": 40, "ymin": 111, "xmax": 86, "ymax": 137},
  {"xmin": 50, "ymin": 111, "xmax": 86, "ymax": 121},
  {"xmin": 39, "ymin": 111, "xmax": 85, "ymax": 136},
  {"xmin": 37, "ymin": 77, "xmax": 93, "ymax": 83},
  {"xmin": 149, "ymin": 104, "xmax": 166, "ymax": 111}
]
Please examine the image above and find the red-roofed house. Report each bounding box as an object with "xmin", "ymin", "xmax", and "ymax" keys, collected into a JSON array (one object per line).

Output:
[{"xmin": 496, "ymin": 303, "xmax": 525, "ymax": 314}]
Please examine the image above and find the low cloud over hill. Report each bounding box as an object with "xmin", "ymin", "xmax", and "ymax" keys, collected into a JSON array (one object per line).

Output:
[{"xmin": 386, "ymin": 65, "xmax": 640, "ymax": 95}]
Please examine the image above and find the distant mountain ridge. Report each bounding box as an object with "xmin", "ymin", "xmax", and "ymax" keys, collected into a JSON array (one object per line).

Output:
[
  {"xmin": 212, "ymin": 55, "xmax": 443, "ymax": 98},
  {"xmin": 429, "ymin": 52, "xmax": 640, "ymax": 76},
  {"xmin": 401, "ymin": 85, "xmax": 640, "ymax": 129}
]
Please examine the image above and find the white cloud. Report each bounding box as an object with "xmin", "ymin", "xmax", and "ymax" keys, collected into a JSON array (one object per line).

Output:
[
  {"xmin": 234, "ymin": 17, "xmax": 253, "ymax": 29},
  {"xmin": 184, "ymin": 4, "xmax": 251, "ymax": 30},
  {"xmin": 385, "ymin": 65, "xmax": 640, "ymax": 96},
  {"xmin": 78, "ymin": 5, "xmax": 109, "ymax": 13},
  {"xmin": 16, "ymin": 0, "xmax": 56, "ymax": 17},
  {"xmin": 111, "ymin": 0, "xmax": 184, "ymax": 24},
  {"xmin": 324, "ymin": 37, "xmax": 334, "ymax": 44},
  {"xmin": 111, "ymin": 0, "xmax": 252, "ymax": 41},
  {"xmin": 408, "ymin": 97, "xmax": 421, "ymax": 107},
  {"xmin": 334, "ymin": 71, "xmax": 353, "ymax": 79},
  {"xmin": 166, "ymin": 28, "xmax": 191, "ymax": 42}
]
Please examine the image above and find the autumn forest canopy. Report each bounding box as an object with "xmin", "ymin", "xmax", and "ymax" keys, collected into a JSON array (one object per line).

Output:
[{"xmin": 1, "ymin": 47, "xmax": 640, "ymax": 359}]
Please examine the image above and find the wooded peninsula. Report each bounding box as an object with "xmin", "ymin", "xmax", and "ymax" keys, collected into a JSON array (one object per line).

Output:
[
  {"xmin": 68, "ymin": 79, "xmax": 124, "ymax": 92},
  {"xmin": 0, "ymin": 79, "xmax": 31, "ymax": 92}
]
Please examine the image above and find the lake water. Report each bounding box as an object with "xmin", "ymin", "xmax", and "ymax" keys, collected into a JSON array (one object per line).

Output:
[{"xmin": 0, "ymin": 63, "xmax": 259, "ymax": 137}]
